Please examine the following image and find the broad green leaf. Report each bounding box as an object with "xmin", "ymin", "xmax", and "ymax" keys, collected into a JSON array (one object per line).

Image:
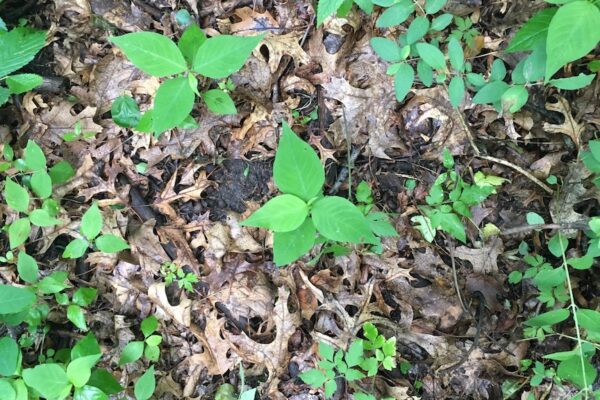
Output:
[
  {"xmin": 430, "ymin": 13, "xmax": 453, "ymax": 31},
  {"xmin": 111, "ymin": 95, "xmax": 140, "ymax": 128},
  {"xmin": 67, "ymin": 354, "xmax": 101, "ymax": 387},
  {"xmin": 417, "ymin": 60, "xmax": 434, "ymax": 87},
  {"xmin": 416, "ymin": 42, "xmax": 446, "ymax": 71},
  {"xmin": 135, "ymin": 109, "xmax": 154, "ymax": 133},
  {"xmin": 436, "ymin": 212, "xmax": 466, "ymax": 242},
  {"xmin": 370, "ymin": 37, "xmax": 402, "ymax": 62},
  {"xmin": 448, "ymin": 76, "xmax": 464, "ymax": 108},
  {"xmin": 311, "ymin": 196, "xmax": 376, "ymax": 244},
  {"xmin": 525, "ymin": 308, "xmax": 569, "ymax": 327},
  {"xmin": 0, "ymin": 378, "xmax": 16, "ymax": 400},
  {"xmin": 533, "ymin": 267, "xmax": 565, "ymax": 289},
  {"xmin": 67, "ymin": 304, "xmax": 88, "ymax": 331},
  {"xmin": 523, "ymin": 42, "xmax": 547, "ymax": 82},
  {"xmin": 37, "ymin": 271, "xmax": 69, "ymax": 294},
  {"xmin": 324, "ymin": 380, "xmax": 337, "ymax": 398},
  {"xmin": 152, "ymin": 77, "xmax": 195, "ymax": 133},
  {"xmin": 144, "ymin": 344, "xmax": 160, "ymax": 362},
  {"xmin": 567, "ymin": 255, "xmax": 594, "ymax": 270},
  {"xmin": 72, "ymin": 288, "xmax": 98, "ymax": 307},
  {"xmin": 145, "ymin": 335, "xmax": 162, "ymax": 347},
  {"xmin": 425, "ymin": 0, "xmax": 447, "ymax": 14},
  {"xmin": 134, "ymin": 365, "xmax": 155, "ymax": 400},
  {"xmin": 141, "ymin": 316, "xmax": 158, "ymax": 337},
  {"xmin": 354, "ymin": 0, "xmax": 374, "ymax": 14},
  {"xmin": 490, "ymin": 59, "xmax": 507, "ymax": 81},
  {"xmin": 548, "ymin": 233, "xmax": 568, "ymax": 257},
  {"xmin": 0, "ymin": 28, "xmax": 47, "ymax": 78},
  {"xmin": 81, "ymin": 203, "xmax": 102, "ymax": 241},
  {"xmin": 30, "ymin": 170, "xmax": 52, "ymax": 198},
  {"xmin": 0, "ymin": 285, "xmax": 35, "ymax": 314},
  {"xmin": 345, "ymin": 340, "xmax": 364, "ymax": 367},
  {"xmin": 273, "ymin": 123, "xmax": 324, "ymax": 201},
  {"xmin": 545, "ymin": 1, "xmax": 600, "ymax": 80},
  {"xmin": 94, "ymin": 234, "xmax": 130, "ymax": 253},
  {"xmin": 72, "ymin": 333, "xmax": 101, "ymax": 360},
  {"xmin": 6, "ymin": 73, "xmax": 43, "ymax": 94},
  {"xmin": 393, "ymin": 63, "xmax": 414, "ymax": 102},
  {"xmin": 273, "ymin": 218, "xmax": 316, "ymax": 266},
  {"xmin": 22, "ymin": 364, "xmax": 71, "ymax": 400},
  {"xmin": 241, "ymin": 194, "xmax": 308, "ymax": 232},
  {"xmin": 299, "ymin": 368, "xmax": 327, "ymax": 388},
  {"xmin": 29, "ymin": 209, "xmax": 61, "ymax": 227},
  {"xmin": 63, "ymin": 239, "xmax": 89, "ymax": 259},
  {"xmin": 366, "ymin": 213, "xmax": 397, "ymax": 237},
  {"xmin": 501, "ymin": 85, "xmax": 529, "ymax": 113},
  {"xmin": 447, "ymin": 38, "xmax": 464, "ymax": 72},
  {"xmin": 8, "ymin": 218, "xmax": 30, "ymax": 249},
  {"xmin": 192, "ymin": 34, "xmax": 265, "ymax": 79},
  {"xmin": 0, "ymin": 87, "xmax": 9, "ymax": 107},
  {"xmin": 17, "ymin": 251, "xmax": 38, "ymax": 283},
  {"xmin": 319, "ymin": 342, "xmax": 335, "ymax": 361},
  {"xmin": 557, "ymin": 355, "xmax": 596, "ymax": 389},
  {"xmin": 0, "ymin": 337, "xmax": 20, "ymax": 376},
  {"xmin": 87, "ymin": 369, "xmax": 123, "ymax": 395},
  {"xmin": 178, "ymin": 24, "xmax": 206, "ymax": 65},
  {"xmin": 49, "ymin": 160, "xmax": 75, "ymax": 184},
  {"xmin": 411, "ymin": 215, "xmax": 436, "ymax": 242},
  {"xmin": 4, "ymin": 179, "xmax": 29, "ymax": 212},
  {"xmin": 316, "ymin": 0, "xmax": 345, "ymax": 26},
  {"xmin": 406, "ymin": 16, "xmax": 430, "ymax": 45},
  {"xmin": 73, "ymin": 385, "xmax": 109, "ymax": 400},
  {"xmin": 202, "ymin": 89, "xmax": 236, "ymax": 115},
  {"xmin": 549, "ymin": 73, "xmax": 595, "ymax": 90},
  {"xmin": 109, "ymin": 32, "xmax": 187, "ymax": 77},
  {"xmin": 239, "ymin": 388, "xmax": 257, "ymax": 400},
  {"xmin": 506, "ymin": 8, "xmax": 557, "ymax": 52},
  {"xmin": 376, "ymin": 0, "xmax": 414, "ymax": 28},
  {"xmin": 119, "ymin": 341, "xmax": 144, "ymax": 366},
  {"xmin": 472, "ymin": 81, "xmax": 509, "ymax": 105},
  {"xmin": 526, "ymin": 212, "xmax": 545, "ymax": 225},
  {"xmin": 576, "ymin": 309, "xmax": 600, "ymax": 335}
]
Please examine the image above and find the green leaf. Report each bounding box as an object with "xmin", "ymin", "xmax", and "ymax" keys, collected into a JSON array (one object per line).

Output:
[
  {"xmin": 490, "ymin": 59, "xmax": 507, "ymax": 81},
  {"xmin": 81, "ymin": 203, "xmax": 103, "ymax": 241},
  {"xmin": 472, "ymin": 81, "xmax": 509, "ymax": 105},
  {"xmin": 37, "ymin": 271, "xmax": 69, "ymax": 294},
  {"xmin": 299, "ymin": 368, "xmax": 327, "ymax": 388},
  {"xmin": 501, "ymin": 85, "xmax": 529, "ymax": 113},
  {"xmin": 67, "ymin": 304, "xmax": 88, "ymax": 330},
  {"xmin": 0, "ymin": 284, "xmax": 35, "ymax": 314},
  {"xmin": 72, "ymin": 333, "xmax": 101, "ymax": 360},
  {"xmin": 141, "ymin": 315, "xmax": 158, "ymax": 337},
  {"xmin": 506, "ymin": 8, "xmax": 557, "ymax": 52},
  {"xmin": 273, "ymin": 123, "xmax": 324, "ymax": 201},
  {"xmin": 311, "ymin": 196, "xmax": 376, "ymax": 244},
  {"xmin": 376, "ymin": 0, "xmax": 414, "ymax": 28},
  {"xmin": 417, "ymin": 60, "xmax": 434, "ymax": 86},
  {"xmin": 393, "ymin": 63, "xmax": 414, "ymax": 102},
  {"xmin": 557, "ymin": 355, "xmax": 597, "ymax": 389},
  {"xmin": 4, "ymin": 179, "xmax": 30, "ymax": 212},
  {"xmin": 525, "ymin": 308, "xmax": 570, "ymax": 327},
  {"xmin": 145, "ymin": 335, "xmax": 162, "ymax": 347},
  {"xmin": 431, "ymin": 13, "xmax": 453, "ymax": 31},
  {"xmin": 241, "ymin": 194, "xmax": 308, "ymax": 232},
  {"xmin": 324, "ymin": 379, "xmax": 337, "ymax": 398},
  {"xmin": 239, "ymin": 388, "xmax": 257, "ymax": 400},
  {"xmin": 152, "ymin": 77, "xmax": 195, "ymax": 134},
  {"xmin": 0, "ymin": 28, "xmax": 47, "ymax": 78},
  {"xmin": 202, "ymin": 89, "xmax": 237, "ymax": 115},
  {"xmin": 411, "ymin": 215, "xmax": 436, "ymax": 242},
  {"xmin": 111, "ymin": 95, "xmax": 140, "ymax": 128},
  {"xmin": 0, "ymin": 87, "xmax": 9, "ymax": 107},
  {"xmin": 144, "ymin": 345, "xmax": 160, "ymax": 362},
  {"xmin": 0, "ymin": 381, "xmax": 15, "ymax": 400},
  {"xmin": 6, "ymin": 73, "xmax": 43, "ymax": 94},
  {"xmin": 109, "ymin": 32, "xmax": 187, "ymax": 77},
  {"xmin": 87, "ymin": 369, "xmax": 123, "ymax": 395},
  {"xmin": 548, "ymin": 233, "xmax": 568, "ymax": 257},
  {"xmin": 406, "ymin": 16, "xmax": 430, "ymax": 45},
  {"xmin": 366, "ymin": 213, "xmax": 398, "ymax": 237},
  {"xmin": 119, "ymin": 341, "xmax": 144, "ymax": 366},
  {"xmin": 0, "ymin": 337, "xmax": 20, "ymax": 377},
  {"xmin": 448, "ymin": 76, "xmax": 464, "ymax": 108},
  {"xmin": 49, "ymin": 160, "xmax": 75, "ymax": 185},
  {"xmin": 370, "ymin": 37, "xmax": 402, "ymax": 62},
  {"xmin": 17, "ymin": 251, "xmax": 39, "ymax": 283},
  {"xmin": 437, "ymin": 212, "xmax": 466, "ymax": 242},
  {"xmin": 523, "ymin": 42, "xmax": 547, "ymax": 82},
  {"xmin": 273, "ymin": 218, "xmax": 316, "ymax": 266},
  {"xmin": 63, "ymin": 239, "xmax": 89, "ymax": 259},
  {"xmin": 416, "ymin": 42, "xmax": 446, "ymax": 71},
  {"xmin": 73, "ymin": 385, "xmax": 109, "ymax": 400},
  {"xmin": 30, "ymin": 170, "xmax": 52, "ymax": 199},
  {"xmin": 345, "ymin": 340, "xmax": 364, "ymax": 367},
  {"xmin": 425, "ymin": 0, "xmax": 447, "ymax": 14},
  {"xmin": 29, "ymin": 209, "xmax": 61, "ymax": 227},
  {"xmin": 178, "ymin": 24, "xmax": 206, "ymax": 65},
  {"xmin": 526, "ymin": 212, "xmax": 545, "ymax": 225},
  {"xmin": 192, "ymin": 34, "xmax": 265, "ymax": 79},
  {"xmin": 447, "ymin": 38, "xmax": 464, "ymax": 72},
  {"xmin": 73, "ymin": 288, "xmax": 98, "ymax": 307},
  {"xmin": 567, "ymin": 255, "xmax": 594, "ymax": 270},
  {"xmin": 95, "ymin": 234, "xmax": 130, "ymax": 253},
  {"xmin": 22, "ymin": 364, "xmax": 71, "ymax": 400},
  {"xmin": 317, "ymin": 0, "xmax": 345, "ymax": 25},
  {"xmin": 354, "ymin": 0, "xmax": 374, "ymax": 14},
  {"xmin": 545, "ymin": 1, "xmax": 600, "ymax": 80},
  {"xmin": 549, "ymin": 73, "xmax": 595, "ymax": 90},
  {"xmin": 8, "ymin": 218, "xmax": 30, "ymax": 249},
  {"xmin": 533, "ymin": 267, "xmax": 565, "ymax": 289},
  {"xmin": 67, "ymin": 354, "xmax": 101, "ymax": 387},
  {"xmin": 134, "ymin": 365, "xmax": 155, "ymax": 400},
  {"xmin": 319, "ymin": 342, "xmax": 335, "ymax": 362},
  {"xmin": 576, "ymin": 309, "xmax": 600, "ymax": 335}
]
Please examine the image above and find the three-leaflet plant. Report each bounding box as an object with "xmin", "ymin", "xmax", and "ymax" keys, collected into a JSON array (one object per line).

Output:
[
  {"xmin": 241, "ymin": 123, "xmax": 397, "ymax": 266},
  {"xmin": 109, "ymin": 24, "xmax": 265, "ymax": 137}
]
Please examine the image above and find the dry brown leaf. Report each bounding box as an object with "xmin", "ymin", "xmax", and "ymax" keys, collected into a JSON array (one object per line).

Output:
[
  {"xmin": 36, "ymin": 101, "xmax": 103, "ymax": 146},
  {"xmin": 230, "ymin": 7, "xmax": 279, "ymax": 34},
  {"xmin": 454, "ymin": 237, "xmax": 503, "ymax": 275},
  {"xmin": 543, "ymin": 95, "xmax": 584, "ymax": 148},
  {"xmin": 129, "ymin": 219, "xmax": 171, "ymax": 276},
  {"xmin": 258, "ymin": 32, "xmax": 311, "ymax": 73},
  {"xmin": 148, "ymin": 283, "xmax": 192, "ymax": 327},
  {"xmin": 550, "ymin": 161, "xmax": 590, "ymax": 235}
]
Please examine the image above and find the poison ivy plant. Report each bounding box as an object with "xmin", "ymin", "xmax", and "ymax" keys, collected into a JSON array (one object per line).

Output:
[
  {"xmin": 109, "ymin": 26, "xmax": 265, "ymax": 137},
  {"xmin": 241, "ymin": 123, "xmax": 396, "ymax": 266}
]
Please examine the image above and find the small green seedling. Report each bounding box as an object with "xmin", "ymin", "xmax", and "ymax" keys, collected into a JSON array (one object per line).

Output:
[
  {"xmin": 119, "ymin": 316, "xmax": 163, "ymax": 365},
  {"xmin": 159, "ymin": 261, "xmax": 199, "ymax": 292},
  {"xmin": 63, "ymin": 121, "xmax": 97, "ymax": 142},
  {"xmin": 241, "ymin": 123, "xmax": 397, "ymax": 266}
]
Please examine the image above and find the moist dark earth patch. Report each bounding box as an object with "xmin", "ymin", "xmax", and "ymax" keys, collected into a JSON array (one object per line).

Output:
[{"xmin": 198, "ymin": 159, "xmax": 272, "ymax": 221}]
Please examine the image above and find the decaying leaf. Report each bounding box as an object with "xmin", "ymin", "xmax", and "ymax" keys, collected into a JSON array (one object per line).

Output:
[{"xmin": 454, "ymin": 237, "xmax": 503, "ymax": 274}]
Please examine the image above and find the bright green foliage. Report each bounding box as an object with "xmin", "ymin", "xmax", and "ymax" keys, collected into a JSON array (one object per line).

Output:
[
  {"xmin": 110, "ymin": 28, "xmax": 264, "ymax": 136},
  {"xmin": 300, "ymin": 323, "xmax": 396, "ymax": 399},
  {"xmin": 160, "ymin": 261, "xmax": 199, "ymax": 292},
  {"xmin": 119, "ymin": 316, "xmax": 162, "ymax": 366},
  {"xmin": 316, "ymin": 0, "xmax": 373, "ymax": 26},
  {"xmin": 0, "ymin": 27, "xmax": 46, "ymax": 106},
  {"xmin": 134, "ymin": 365, "xmax": 156, "ymax": 400},
  {"xmin": 242, "ymin": 123, "xmax": 396, "ymax": 266},
  {"xmin": 62, "ymin": 121, "xmax": 97, "ymax": 142},
  {"xmin": 415, "ymin": 150, "xmax": 503, "ymax": 243}
]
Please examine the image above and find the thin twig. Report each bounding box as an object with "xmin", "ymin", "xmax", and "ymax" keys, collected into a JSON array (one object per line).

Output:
[
  {"xmin": 501, "ymin": 222, "xmax": 589, "ymax": 236},
  {"xmin": 477, "ymin": 154, "xmax": 554, "ymax": 194}
]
